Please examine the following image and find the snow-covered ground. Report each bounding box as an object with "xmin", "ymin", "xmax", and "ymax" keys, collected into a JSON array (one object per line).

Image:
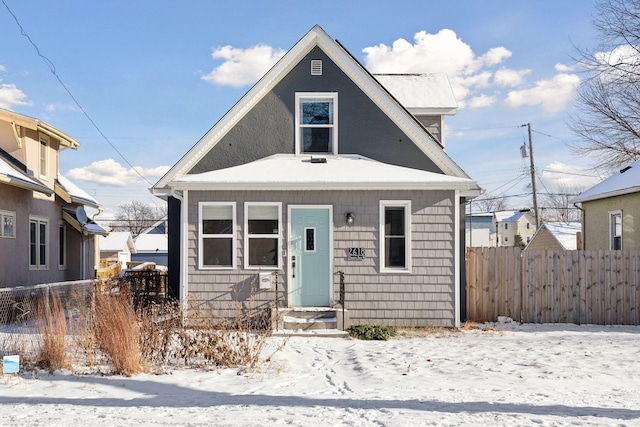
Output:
[{"xmin": 1, "ymin": 322, "xmax": 640, "ymax": 426}]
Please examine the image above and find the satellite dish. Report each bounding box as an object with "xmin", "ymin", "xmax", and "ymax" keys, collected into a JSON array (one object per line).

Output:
[{"xmin": 76, "ymin": 206, "xmax": 88, "ymax": 225}]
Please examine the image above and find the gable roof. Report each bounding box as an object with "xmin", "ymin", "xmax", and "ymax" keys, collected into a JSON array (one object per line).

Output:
[
  {"xmin": 0, "ymin": 108, "xmax": 80, "ymax": 150},
  {"xmin": 527, "ymin": 222, "xmax": 581, "ymax": 250},
  {"xmin": 153, "ymin": 25, "xmax": 472, "ymax": 193},
  {"xmin": 494, "ymin": 210, "xmax": 532, "ymax": 223},
  {"xmin": 374, "ymin": 74, "xmax": 457, "ymax": 115},
  {"xmin": 572, "ymin": 159, "xmax": 640, "ymax": 203},
  {"xmin": 55, "ymin": 174, "xmax": 103, "ymax": 210},
  {"xmin": 100, "ymin": 231, "xmax": 136, "ymax": 253},
  {"xmin": 134, "ymin": 233, "xmax": 168, "ymax": 253},
  {"xmin": 170, "ymin": 154, "xmax": 481, "ymax": 194}
]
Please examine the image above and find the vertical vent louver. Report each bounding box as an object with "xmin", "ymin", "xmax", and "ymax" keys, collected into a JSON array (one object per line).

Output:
[{"xmin": 311, "ymin": 59, "xmax": 322, "ymax": 76}]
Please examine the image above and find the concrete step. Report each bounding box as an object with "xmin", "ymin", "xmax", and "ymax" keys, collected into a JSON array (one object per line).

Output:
[{"xmin": 275, "ymin": 307, "xmax": 348, "ymax": 335}]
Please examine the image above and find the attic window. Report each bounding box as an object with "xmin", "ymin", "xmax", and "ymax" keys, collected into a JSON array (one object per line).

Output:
[
  {"xmin": 295, "ymin": 92, "xmax": 338, "ymax": 154},
  {"xmin": 311, "ymin": 60, "xmax": 322, "ymax": 76}
]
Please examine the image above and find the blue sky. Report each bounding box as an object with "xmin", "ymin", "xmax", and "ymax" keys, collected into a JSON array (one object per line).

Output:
[{"xmin": 0, "ymin": 0, "xmax": 602, "ymax": 218}]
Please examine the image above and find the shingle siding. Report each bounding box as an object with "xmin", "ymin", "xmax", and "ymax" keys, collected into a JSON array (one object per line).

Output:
[{"xmin": 185, "ymin": 189, "xmax": 456, "ymax": 327}]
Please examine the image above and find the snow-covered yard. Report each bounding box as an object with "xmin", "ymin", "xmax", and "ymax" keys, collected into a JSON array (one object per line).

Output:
[{"xmin": 1, "ymin": 322, "xmax": 639, "ymax": 426}]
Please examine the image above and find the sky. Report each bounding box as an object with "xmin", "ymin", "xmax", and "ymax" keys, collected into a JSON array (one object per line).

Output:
[{"xmin": 0, "ymin": 0, "xmax": 605, "ymax": 219}]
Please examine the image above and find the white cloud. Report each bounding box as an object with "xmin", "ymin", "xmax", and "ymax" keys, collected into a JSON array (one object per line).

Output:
[
  {"xmin": 494, "ymin": 68, "xmax": 530, "ymax": 86},
  {"xmin": 504, "ymin": 73, "xmax": 580, "ymax": 113},
  {"xmin": 362, "ymin": 29, "xmax": 535, "ymax": 110},
  {"xmin": 539, "ymin": 161, "xmax": 601, "ymax": 192},
  {"xmin": 67, "ymin": 159, "xmax": 170, "ymax": 187},
  {"xmin": 468, "ymin": 94, "xmax": 496, "ymax": 109},
  {"xmin": 0, "ymin": 83, "xmax": 31, "ymax": 109},
  {"xmin": 554, "ymin": 63, "xmax": 574, "ymax": 73},
  {"xmin": 0, "ymin": 65, "xmax": 6, "ymax": 72},
  {"xmin": 202, "ymin": 44, "xmax": 286, "ymax": 87}
]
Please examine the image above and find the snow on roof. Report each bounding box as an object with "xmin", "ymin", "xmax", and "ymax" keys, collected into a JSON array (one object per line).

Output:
[
  {"xmin": 134, "ymin": 233, "xmax": 168, "ymax": 253},
  {"xmin": 57, "ymin": 173, "xmax": 102, "ymax": 209},
  {"xmin": 572, "ymin": 159, "xmax": 640, "ymax": 203},
  {"xmin": 494, "ymin": 210, "xmax": 529, "ymax": 222},
  {"xmin": 542, "ymin": 222, "xmax": 582, "ymax": 250},
  {"xmin": 0, "ymin": 155, "xmax": 53, "ymax": 195},
  {"xmin": 374, "ymin": 74, "xmax": 457, "ymax": 114},
  {"xmin": 100, "ymin": 232, "xmax": 136, "ymax": 253},
  {"xmin": 171, "ymin": 154, "xmax": 481, "ymax": 196}
]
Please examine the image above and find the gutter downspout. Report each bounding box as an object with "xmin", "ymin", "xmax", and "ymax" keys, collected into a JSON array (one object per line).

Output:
[
  {"xmin": 172, "ymin": 189, "xmax": 189, "ymax": 316},
  {"xmin": 454, "ymin": 190, "xmax": 461, "ymax": 328}
]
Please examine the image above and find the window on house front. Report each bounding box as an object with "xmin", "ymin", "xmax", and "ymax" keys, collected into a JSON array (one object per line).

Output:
[
  {"xmin": 380, "ymin": 200, "xmax": 411, "ymax": 272},
  {"xmin": 295, "ymin": 92, "xmax": 337, "ymax": 154},
  {"xmin": 610, "ymin": 211, "xmax": 622, "ymax": 250},
  {"xmin": 200, "ymin": 203, "xmax": 235, "ymax": 268},
  {"xmin": 244, "ymin": 203, "xmax": 281, "ymax": 269},
  {"xmin": 1, "ymin": 210, "xmax": 15, "ymax": 238},
  {"xmin": 58, "ymin": 221, "xmax": 66, "ymax": 269},
  {"xmin": 29, "ymin": 216, "xmax": 49, "ymax": 270},
  {"xmin": 39, "ymin": 134, "xmax": 49, "ymax": 179}
]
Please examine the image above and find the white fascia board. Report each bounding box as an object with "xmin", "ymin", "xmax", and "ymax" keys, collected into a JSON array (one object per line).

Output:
[
  {"xmin": 169, "ymin": 180, "xmax": 479, "ymax": 192},
  {"xmin": 571, "ymin": 187, "xmax": 640, "ymax": 204},
  {"xmin": 408, "ymin": 107, "xmax": 458, "ymax": 116}
]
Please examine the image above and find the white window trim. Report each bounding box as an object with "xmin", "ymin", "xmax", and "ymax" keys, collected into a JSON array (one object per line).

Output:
[
  {"xmin": 29, "ymin": 215, "xmax": 49, "ymax": 270},
  {"xmin": 0, "ymin": 209, "xmax": 16, "ymax": 238},
  {"xmin": 609, "ymin": 210, "xmax": 622, "ymax": 250},
  {"xmin": 243, "ymin": 202, "xmax": 282, "ymax": 270},
  {"xmin": 294, "ymin": 92, "xmax": 338, "ymax": 155},
  {"xmin": 199, "ymin": 202, "xmax": 236, "ymax": 270},
  {"xmin": 58, "ymin": 220, "xmax": 66, "ymax": 270},
  {"xmin": 379, "ymin": 200, "xmax": 412, "ymax": 273},
  {"xmin": 39, "ymin": 133, "xmax": 49, "ymax": 180}
]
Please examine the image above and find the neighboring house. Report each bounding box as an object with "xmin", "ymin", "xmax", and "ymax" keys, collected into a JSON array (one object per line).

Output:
[
  {"xmin": 0, "ymin": 108, "xmax": 107, "ymax": 287},
  {"xmin": 132, "ymin": 217, "xmax": 168, "ymax": 266},
  {"xmin": 465, "ymin": 212, "xmax": 494, "ymax": 247},
  {"xmin": 524, "ymin": 222, "xmax": 582, "ymax": 252},
  {"xmin": 152, "ymin": 26, "xmax": 481, "ymax": 327},
  {"xmin": 493, "ymin": 210, "xmax": 536, "ymax": 247},
  {"xmin": 572, "ymin": 159, "xmax": 640, "ymax": 250},
  {"xmin": 99, "ymin": 231, "xmax": 136, "ymax": 270}
]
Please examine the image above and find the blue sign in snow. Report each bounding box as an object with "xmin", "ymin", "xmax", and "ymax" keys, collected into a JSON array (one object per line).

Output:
[{"xmin": 3, "ymin": 355, "xmax": 19, "ymax": 374}]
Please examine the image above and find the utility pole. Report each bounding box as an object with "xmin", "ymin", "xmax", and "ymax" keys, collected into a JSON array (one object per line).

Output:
[{"xmin": 522, "ymin": 123, "xmax": 539, "ymax": 228}]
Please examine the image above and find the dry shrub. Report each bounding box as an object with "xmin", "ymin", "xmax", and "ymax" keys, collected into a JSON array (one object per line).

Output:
[
  {"xmin": 94, "ymin": 283, "xmax": 144, "ymax": 376},
  {"xmin": 36, "ymin": 292, "xmax": 69, "ymax": 372}
]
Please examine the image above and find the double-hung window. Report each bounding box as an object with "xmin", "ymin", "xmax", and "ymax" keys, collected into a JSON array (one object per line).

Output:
[
  {"xmin": 380, "ymin": 201, "xmax": 411, "ymax": 272},
  {"xmin": 58, "ymin": 221, "xmax": 66, "ymax": 270},
  {"xmin": 1, "ymin": 209, "xmax": 15, "ymax": 238},
  {"xmin": 244, "ymin": 203, "xmax": 281, "ymax": 269},
  {"xmin": 29, "ymin": 216, "xmax": 49, "ymax": 270},
  {"xmin": 200, "ymin": 202, "xmax": 236, "ymax": 269},
  {"xmin": 295, "ymin": 92, "xmax": 337, "ymax": 154},
  {"xmin": 610, "ymin": 210, "xmax": 622, "ymax": 250}
]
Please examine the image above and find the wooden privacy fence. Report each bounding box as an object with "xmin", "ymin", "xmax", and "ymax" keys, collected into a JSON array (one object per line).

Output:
[{"xmin": 466, "ymin": 247, "xmax": 640, "ymax": 325}]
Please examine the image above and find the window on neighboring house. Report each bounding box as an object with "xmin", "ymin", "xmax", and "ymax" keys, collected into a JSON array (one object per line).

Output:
[
  {"xmin": 1, "ymin": 210, "xmax": 15, "ymax": 238},
  {"xmin": 527, "ymin": 236, "xmax": 531, "ymax": 243},
  {"xmin": 39, "ymin": 134, "xmax": 49, "ymax": 179},
  {"xmin": 610, "ymin": 211, "xmax": 622, "ymax": 250},
  {"xmin": 58, "ymin": 221, "xmax": 66, "ymax": 270},
  {"xmin": 199, "ymin": 203, "xmax": 235, "ymax": 268},
  {"xmin": 29, "ymin": 216, "xmax": 49, "ymax": 270},
  {"xmin": 380, "ymin": 200, "xmax": 411, "ymax": 272},
  {"xmin": 505, "ymin": 236, "xmax": 509, "ymax": 242},
  {"xmin": 295, "ymin": 92, "xmax": 337, "ymax": 154},
  {"xmin": 244, "ymin": 203, "xmax": 281, "ymax": 269},
  {"xmin": 504, "ymin": 223, "xmax": 508, "ymax": 230},
  {"xmin": 526, "ymin": 223, "xmax": 530, "ymax": 230}
]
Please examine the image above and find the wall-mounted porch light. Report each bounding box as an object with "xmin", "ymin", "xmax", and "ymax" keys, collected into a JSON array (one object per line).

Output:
[{"xmin": 346, "ymin": 212, "xmax": 355, "ymax": 227}]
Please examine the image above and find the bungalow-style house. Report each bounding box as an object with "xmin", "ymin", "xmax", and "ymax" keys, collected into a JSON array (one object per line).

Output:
[
  {"xmin": 572, "ymin": 159, "xmax": 640, "ymax": 250},
  {"xmin": 99, "ymin": 231, "xmax": 136, "ymax": 271},
  {"xmin": 152, "ymin": 26, "xmax": 481, "ymax": 328},
  {"xmin": 0, "ymin": 108, "xmax": 107, "ymax": 287},
  {"xmin": 523, "ymin": 222, "xmax": 582, "ymax": 252},
  {"xmin": 493, "ymin": 210, "xmax": 536, "ymax": 248}
]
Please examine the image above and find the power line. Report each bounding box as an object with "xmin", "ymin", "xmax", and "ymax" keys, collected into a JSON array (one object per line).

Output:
[{"xmin": 2, "ymin": 0, "xmax": 153, "ymax": 187}]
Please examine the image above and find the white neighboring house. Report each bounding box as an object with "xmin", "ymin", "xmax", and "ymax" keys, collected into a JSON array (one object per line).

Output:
[
  {"xmin": 465, "ymin": 212, "xmax": 494, "ymax": 247},
  {"xmin": 100, "ymin": 232, "xmax": 136, "ymax": 271},
  {"xmin": 493, "ymin": 210, "xmax": 536, "ymax": 247},
  {"xmin": 524, "ymin": 222, "xmax": 582, "ymax": 252}
]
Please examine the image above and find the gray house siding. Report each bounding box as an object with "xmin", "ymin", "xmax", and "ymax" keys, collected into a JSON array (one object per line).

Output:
[
  {"xmin": 190, "ymin": 46, "xmax": 443, "ymax": 175},
  {"xmin": 186, "ymin": 189, "xmax": 457, "ymax": 327}
]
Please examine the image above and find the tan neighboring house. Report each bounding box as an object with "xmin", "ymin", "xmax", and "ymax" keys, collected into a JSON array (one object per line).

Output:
[
  {"xmin": 572, "ymin": 160, "xmax": 640, "ymax": 250},
  {"xmin": 493, "ymin": 210, "xmax": 536, "ymax": 247},
  {"xmin": 100, "ymin": 231, "xmax": 136, "ymax": 271},
  {"xmin": 524, "ymin": 222, "xmax": 582, "ymax": 252},
  {"xmin": 0, "ymin": 108, "xmax": 107, "ymax": 287}
]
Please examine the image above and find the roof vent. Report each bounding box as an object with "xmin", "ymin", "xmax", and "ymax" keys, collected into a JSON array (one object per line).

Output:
[
  {"xmin": 620, "ymin": 165, "xmax": 632, "ymax": 173},
  {"xmin": 311, "ymin": 60, "xmax": 322, "ymax": 76},
  {"xmin": 310, "ymin": 156, "xmax": 327, "ymax": 163}
]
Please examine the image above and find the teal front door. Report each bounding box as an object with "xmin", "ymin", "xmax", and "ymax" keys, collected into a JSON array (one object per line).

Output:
[{"xmin": 289, "ymin": 207, "xmax": 331, "ymax": 307}]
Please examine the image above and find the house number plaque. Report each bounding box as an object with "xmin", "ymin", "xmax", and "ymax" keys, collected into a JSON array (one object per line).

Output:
[{"xmin": 347, "ymin": 247, "xmax": 365, "ymax": 260}]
